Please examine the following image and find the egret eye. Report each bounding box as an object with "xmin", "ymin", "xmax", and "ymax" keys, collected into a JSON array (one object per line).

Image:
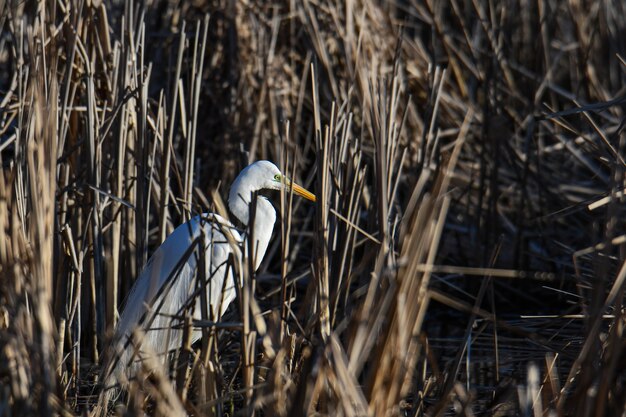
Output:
[{"xmin": 274, "ymin": 174, "xmax": 281, "ymax": 181}]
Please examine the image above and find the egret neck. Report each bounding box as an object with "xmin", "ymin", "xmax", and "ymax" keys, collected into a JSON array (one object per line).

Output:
[{"xmin": 228, "ymin": 172, "xmax": 277, "ymax": 271}]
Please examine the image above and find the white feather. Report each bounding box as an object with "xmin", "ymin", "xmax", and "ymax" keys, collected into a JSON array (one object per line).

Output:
[{"xmin": 102, "ymin": 160, "xmax": 285, "ymax": 396}]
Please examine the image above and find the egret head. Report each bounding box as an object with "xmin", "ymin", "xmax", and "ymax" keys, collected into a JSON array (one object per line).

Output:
[
  {"xmin": 241, "ymin": 160, "xmax": 283, "ymax": 191},
  {"xmin": 228, "ymin": 160, "xmax": 316, "ymax": 226},
  {"xmin": 231, "ymin": 160, "xmax": 316, "ymax": 201}
]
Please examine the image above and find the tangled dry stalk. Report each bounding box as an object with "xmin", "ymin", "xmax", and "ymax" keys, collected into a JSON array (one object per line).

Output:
[{"xmin": 1, "ymin": 0, "xmax": 625, "ymax": 416}]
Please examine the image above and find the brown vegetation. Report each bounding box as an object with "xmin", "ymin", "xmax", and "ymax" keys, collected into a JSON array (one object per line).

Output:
[{"xmin": 1, "ymin": 0, "xmax": 625, "ymax": 416}]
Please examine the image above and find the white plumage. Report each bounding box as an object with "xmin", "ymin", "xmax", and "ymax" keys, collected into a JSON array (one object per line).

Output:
[{"xmin": 101, "ymin": 160, "xmax": 315, "ymax": 396}]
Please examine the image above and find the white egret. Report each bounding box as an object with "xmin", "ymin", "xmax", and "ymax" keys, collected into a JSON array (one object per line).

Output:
[{"xmin": 101, "ymin": 160, "xmax": 315, "ymax": 396}]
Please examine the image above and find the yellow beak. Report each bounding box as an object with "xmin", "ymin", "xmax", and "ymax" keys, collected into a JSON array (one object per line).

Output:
[{"xmin": 288, "ymin": 181, "xmax": 316, "ymax": 202}]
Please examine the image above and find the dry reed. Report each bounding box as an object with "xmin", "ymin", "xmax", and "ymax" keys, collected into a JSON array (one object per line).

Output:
[{"xmin": 1, "ymin": 0, "xmax": 625, "ymax": 416}]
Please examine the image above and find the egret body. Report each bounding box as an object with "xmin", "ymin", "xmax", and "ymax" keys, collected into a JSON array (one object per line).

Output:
[{"xmin": 102, "ymin": 160, "xmax": 315, "ymax": 394}]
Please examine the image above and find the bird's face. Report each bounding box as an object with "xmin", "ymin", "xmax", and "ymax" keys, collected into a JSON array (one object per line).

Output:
[
  {"xmin": 228, "ymin": 160, "xmax": 316, "ymax": 227},
  {"xmin": 250, "ymin": 161, "xmax": 316, "ymax": 202}
]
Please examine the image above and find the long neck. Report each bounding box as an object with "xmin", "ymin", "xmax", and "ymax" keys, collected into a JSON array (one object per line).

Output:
[{"xmin": 228, "ymin": 186, "xmax": 276, "ymax": 271}]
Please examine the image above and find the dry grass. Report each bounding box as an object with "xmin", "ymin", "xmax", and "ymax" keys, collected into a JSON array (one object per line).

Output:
[{"xmin": 1, "ymin": 0, "xmax": 625, "ymax": 416}]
